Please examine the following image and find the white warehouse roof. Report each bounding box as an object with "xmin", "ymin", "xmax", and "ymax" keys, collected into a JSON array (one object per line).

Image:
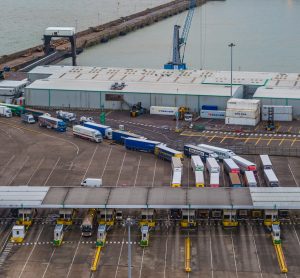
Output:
[{"xmin": 254, "ymin": 86, "xmax": 300, "ymax": 100}]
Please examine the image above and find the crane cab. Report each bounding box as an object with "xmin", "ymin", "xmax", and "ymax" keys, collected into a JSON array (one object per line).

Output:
[
  {"xmin": 139, "ymin": 209, "xmax": 156, "ymax": 227},
  {"xmin": 264, "ymin": 210, "xmax": 280, "ymax": 227},
  {"xmin": 180, "ymin": 209, "xmax": 197, "ymax": 228},
  {"xmin": 16, "ymin": 209, "xmax": 36, "ymax": 226},
  {"xmin": 271, "ymin": 224, "xmax": 281, "ymax": 244},
  {"xmin": 140, "ymin": 225, "xmax": 150, "ymax": 247},
  {"xmin": 222, "ymin": 210, "xmax": 238, "ymax": 227},
  {"xmin": 57, "ymin": 209, "xmax": 76, "ymax": 225},
  {"xmin": 53, "ymin": 224, "xmax": 64, "ymax": 246},
  {"xmin": 98, "ymin": 209, "xmax": 116, "ymax": 226},
  {"xmin": 97, "ymin": 224, "xmax": 107, "ymax": 247},
  {"xmin": 11, "ymin": 225, "xmax": 26, "ymax": 243}
]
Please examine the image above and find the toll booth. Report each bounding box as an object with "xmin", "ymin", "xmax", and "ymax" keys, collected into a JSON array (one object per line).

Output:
[
  {"xmin": 198, "ymin": 210, "xmax": 209, "ymax": 219},
  {"xmin": 251, "ymin": 209, "xmax": 263, "ymax": 220},
  {"xmin": 139, "ymin": 209, "xmax": 156, "ymax": 227},
  {"xmin": 53, "ymin": 224, "xmax": 64, "ymax": 246},
  {"xmin": 272, "ymin": 224, "xmax": 281, "ymax": 244},
  {"xmin": 211, "ymin": 209, "xmax": 222, "ymax": 220},
  {"xmin": 96, "ymin": 225, "xmax": 107, "ymax": 247},
  {"xmin": 180, "ymin": 209, "xmax": 197, "ymax": 228},
  {"xmin": 11, "ymin": 225, "xmax": 25, "ymax": 243},
  {"xmin": 140, "ymin": 226, "xmax": 149, "ymax": 247},
  {"xmin": 116, "ymin": 210, "xmax": 123, "ymax": 222},
  {"xmin": 237, "ymin": 210, "xmax": 249, "ymax": 220},
  {"xmin": 16, "ymin": 209, "xmax": 36, "ymax": 226},
  {"xmin": 278, "ymin": 210, "xmax": 289, "ymax": 220},
  {"xmin": 98, "ymin": 209, "xmax": 115, "ymax": 226},
  {"xmin": 264, "ymin": 210, "xmax": 279, "ymax": 227},
  {"xmin": 57, "ymin": 209, "xmax": 76, "ymax": 225},
  {"xmin": 222, "ymin": 209, "xmax": 238, "ymax": 227}
]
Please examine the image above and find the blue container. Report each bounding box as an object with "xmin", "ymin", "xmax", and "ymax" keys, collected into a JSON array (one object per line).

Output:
[
  {"xmin": 112, "ymin": 130, "xmax": 142, "ymax": 144},
  {"xmin": 202, "ymin": 105, "xmax": 218, "ymax": 111},
  {"xmin": 125, "ymin": 138, "xmax": 160, "ymax": 153}
]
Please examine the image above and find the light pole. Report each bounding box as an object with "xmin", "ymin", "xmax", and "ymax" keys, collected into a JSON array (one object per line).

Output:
[
  {"xmin": 125, "ymin": 217, "xmax": 134, "ymax": 278},
  {"xmin": 228, "ymin": 43, "xmax": 236, "ymax": 97}
]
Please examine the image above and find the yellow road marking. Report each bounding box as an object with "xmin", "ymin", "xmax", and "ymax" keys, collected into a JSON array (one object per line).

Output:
[
  {"xmin": 276, "ymin": 125, "xmax": 281, "ymax": 132},
  {"xmin": 288, "ymin": 126, "xmax": 293, "ymax": 132},
  {"xmin": 220, "ymin": 136, "xmax": 227, "ymax": 143},
  {"xmin": 267, "ymin": 138, "xmax": 273, "ymax": 146},
  {"xmin": 255, "ymin": 137, "xmax": 262, "ymax": 145},
  {"xmin": 279, "ymin": 139, "xmax": 285, "ymax": 146},
  {"xmin": 291, "ymin": 138, "xmax": 297, "ymax": 147},
  {"xmin": 208, "ymin": 135, "xmax": 216, "ymax": 142}
]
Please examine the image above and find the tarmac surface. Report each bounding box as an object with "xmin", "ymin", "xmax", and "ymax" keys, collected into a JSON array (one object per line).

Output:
[{"xmin": 0, "ymin": 113, "xmax": 300, "ymax": 277}]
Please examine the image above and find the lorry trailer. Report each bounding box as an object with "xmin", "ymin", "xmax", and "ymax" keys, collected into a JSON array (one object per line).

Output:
[
  {"xmin": 124, "ymin": 137, "xmax": 160, "ymax": 153},
  {"xmin": 38, "ymin": 114, "xmax": 66, "ymax": 132},
  {"xmin": 150, "ymin": 106, "xmax": 178, "ymax": 116},
  {"xmin": 73, "ymin": 125, "xmax": 103, "ymax": 143},
  {"xmin": 191, "ymin": 156, "xmax": 204, "ymax": 172},
  {"xmin": 244, "ymin": 171, "xmax": 257, "ymax": 187},
  {"xmin": 171, "ymin": 171, "xmax": 182, "ymax": 187},
  {"xmin": 198, "ymin": 144, "xmax": 235, "ymax": 160},
  {"xmin": 223, "ymin": 158, "xmax": 240, "ymax": 174},
  {"xmin": 112, "ymin": 130, "xmax": 143, "ymax": 144},
  {"xmin": 231, "ymin": 155, "xmax": 256, "ymax": 172},
  {"xmin": 260, "ymin": 154, "xmax": 273, "ymax": 170},
  {"xmin": 0, "ymin": 105, "xmax": 12, "ymax": 117},
  {"xmin": 83, "ymin": 122, "xmax": 113, "ymax": 139},
  {"xmin": 206, "ymin": 157, "xmax": 220, "ymax": 173},
  {"xmin": 154, "ymin": 144, "xmax": 183, "ymax": 161},
  {"xmin": 195, "ymin": 171, "xmax": 204, "ymax": 187},
  {"xmin": 172, "ymin": 157, "xmax": 183, "ymax": 172},
  {"xmin": 229, "ymin": 173, "xmax": 242, "ymax": 188},
  {"xmin": 264, "ymin": 169, "xmax": 280, "ymax": 187},
  {"xmin": 210, "ymin": 172, "xmax": 220, "ymax": 187},
  {"xmin": 184, "ymin": 144, "xmax": 218, "ymax": 161}
]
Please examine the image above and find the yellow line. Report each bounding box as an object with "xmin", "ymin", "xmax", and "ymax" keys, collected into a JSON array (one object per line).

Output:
[
  {"xmin": 267, "ymin": 138, "xmax": 273, "ymax": 146},
  {"xmin": 185, "ymin": 237, "xmax": 191, "ymax": 272},
  {"xmin": 220, "ymin": 136, "xmax": 227, "ymax": 143},
  {"xmin": 255, "ymin": 137, "xmax": 262, "ymax": 145},
  {"xmin": 279, "ymin": 139, "xmax": 285, "ymax": 146},
  {"xmin": 288, "ymin": 126, "xmax": 293, "ymax": 132},
  {"xmin": 291, "ymin": 138, "xmax": 297, "ymax": 147},
  {"xmin": 276, "ymin": 125, "xmax": 281, "ymax": 132},
  {"xmin": 208, "ymin": 135, "xmax": 216, "ymax": 142},
  {"xmin": 91, "ymin": 246, "xmax": 102, "ymax": 271}
]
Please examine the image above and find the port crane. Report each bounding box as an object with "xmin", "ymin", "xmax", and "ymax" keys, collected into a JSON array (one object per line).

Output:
[{"xmin": 164, "ymin": 0, "xmax": 196, "ymax": 70}]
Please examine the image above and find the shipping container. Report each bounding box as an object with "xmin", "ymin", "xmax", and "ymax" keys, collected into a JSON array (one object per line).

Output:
[
  {"xmin": 223, "ymin": 158, "xmax": 240, "ymax": 174},
  {"xmin": 262, "ymin": 113, "xmax": 293, "ymax": 122},
  {"xmin": 184, "ymin": 144, "xmax": 218, "ymax": 161},
  {"xmin": 84, "ymin": 122, "xmax": 113, "ymax": 139},
  {"xmin": 154, "ymin": 144, "xmax": 183, "ymax": 161},
  {"xmin": 171, "ymin": 171, "xmax": 182, "ymax": 187},
  {"xmin": 38, "ymin": 115, "xmax": 66, "ymax": 132},
  {"xmin": 206, "ymin": 157, "xmax": 220, "ymax": 173},
  {"xmin": 195, "ymin": 171, "xmax": 204, "ymax": 187},
  {"xmin": 112, "ymin": 130, "xmax": 143, "ymax": 144},
  {"xmin": 225, "ymin": 117, "xmax": 259, "ymax": 126},
  {"xmin": 227, "ymin": 98, "xmax": 260, "ymax": 110},
  {"xmin": 73, "ymin": 125, "xmax": 103, "ymax": 143},
  {"xmin": 244, "ymin": 171, "xmax": 257, "ymax": 187},
  {"xmin": 229, "ymin": 173, "xmax": 242, "ymax": 188},
  {"xmin": 200, "ymin": 110, "xmax": 225, "ymax": 119},
  {"xmin": 210, "ymin": 172, "xmax": 219, "ymax": 188},
  {"xmin": 225, "ymin": 108, "xmax": 260, "ymax": 119},
  {"xmin": 172, "ymin": 157, "xmax": 183, "ymax": 172},
  {"xmin": 259, "ymin": 155, "xmax": 273, "ymax": 170},
  {"xmin": 191, "ymin": 156, "xmax": 204, "ymax": 172},
  {"xmin": 202, "ymin": 105, "xmax": 218, "ymax": 110},
  {"xmin": 150, "ymin": 106, "xmax": 178, "ymax": 116},
  {"xmin": 198, "ymin": 144, "xmax": 235, "ymax": 160},
  {"xmin": 45, "ymin": 27, "xmax": 76, "ymax": 36},
  {"xmin": 262, "ymin": 105, "xmax": 292, "ymax": 114},
  {"xmin": 264, "ymin": 169, "xmax": 279, "ymax": 187},
  {"xmin": 124, "ymin": 137, "xmax": 160, "ymax": 153},
  {"xmin": 231, "ymin": 155, "xmax": 256, "ymax": 172}
]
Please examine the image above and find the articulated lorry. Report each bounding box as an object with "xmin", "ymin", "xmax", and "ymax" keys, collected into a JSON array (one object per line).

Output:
[
  {"xmin": 83, "ymin": 122, "xmax": 112, "ymax": 139},
  {"xmin": 38, "ymin": 115, "xmax": 66, "ymax": 132},
  {"xmin": 0, "ymin": 105, "xmax": 12, "ymax": 117},
  {"xmin": 73, "ymin": 125, "xmax": 103, "ymax": 143}
]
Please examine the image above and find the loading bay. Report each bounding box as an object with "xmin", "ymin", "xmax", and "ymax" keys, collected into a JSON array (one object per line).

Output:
[{"xmin": 1, "ymin": 114, "xmax": 300, "ymax": 277}]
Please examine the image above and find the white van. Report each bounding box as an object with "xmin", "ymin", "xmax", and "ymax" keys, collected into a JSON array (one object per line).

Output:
[{"xmin": 81, "ymin": 178, "xmax": 102, "ymax": 187}]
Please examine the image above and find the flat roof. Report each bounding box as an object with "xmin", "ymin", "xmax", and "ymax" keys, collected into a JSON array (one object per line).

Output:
[
  {"xmin": 0, "ymin": 80, "xmax": 28, "ymax": 88},
  {"xmin": 253, "ymin": 87, "xmax": 300, "ymax": 100}
]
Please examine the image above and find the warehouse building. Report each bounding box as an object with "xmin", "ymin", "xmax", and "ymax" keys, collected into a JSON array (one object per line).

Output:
[{"xmin": 25, "ymin": 66, "xmax": 300, "ymax": 116}]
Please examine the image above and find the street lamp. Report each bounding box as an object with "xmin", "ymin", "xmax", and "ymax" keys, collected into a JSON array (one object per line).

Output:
[
  {"xmin": 125, "ymin": 217, "xmax": 135, "ymax": 278},
  {"xmin": 228, "ymin": 43, "xmax": 236, "ymax": 97}
]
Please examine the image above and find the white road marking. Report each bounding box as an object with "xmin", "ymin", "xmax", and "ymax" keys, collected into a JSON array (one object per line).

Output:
[
  {"xmin": 101, "ymin": 147, "xmax": 112, "ymax": 178},
  {"xmin": 114, "ymin": 229, "xmax": 126, "ymax": 278},
  {"xmin": 163, "ymin": 232, "xmax": 169, "ymax": 278},
  {"xmin": 18, "ymin": 226, "xmax": 44, "ymax": 278},
  {"xmin": 187, "ymin": 160, "xmax": 190, "ymax": 188},
  {"xmin": 41, "ymin": 248, "xmax": 56, "ymax": 278},
  {"xmin": 115, "ymin": 152, "xmax": 126, "ymax": 187},
  {"xmin": 134, "ymin": 156, "xmax": 142, "ymax": 187},
  {"xmin": 250, "ymin": 225, "xmax": 263, "ymax": 278},
  {"xmin": 288, "ymin": 161, "xmax": 299, "ymax": 187},
  {"xmin": 152, "ymin": 159, "xmax": 158, "ymax": 187},
  {"xmin": 0, "ymin": 155, "xmax": 15, "ymax": 175},
  {"xmin": 81, "ymin": 145, "xmax": 98, "ymax": 182},
  {"xmin": 230, "ymin": 232, "xmax": 238, "ymax": 278},
  {"xmin": 209, "ymin": 229, "xmax": 214, "ymax": 278},
  {"xmin": 292, "ymin": 225, "xmax": 300, "ymax": 247},
  {"xmin": 43, "ymin": 157, "xmax": 60, "ymax": 186},
  {"xmin": 0, "ymin": 127, "xmax": 12, "ymax": 138},
  {"xmin": 8, "ymin": 156, "xmax": 30, "ymax": 186},
  {"xmin": 26, "ymin": 157, "xmax": 45, "ymax": 185},
  {"xmin": 66, "ymin": 235, "xmax": 82, "ymax": 278},
  {"xmin": 138, "ymin": 248, "xmax": 145, "ymax": 278}
]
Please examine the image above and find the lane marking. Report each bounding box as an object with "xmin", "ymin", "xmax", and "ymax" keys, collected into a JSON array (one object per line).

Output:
[
  {"xmin": 18, "ymin": 226, "xmax": 44, "ymax": 278},
  {"xmin": 279, "ymin": 139, "xmax": 285, "ymax": 146},
  {"xmin": 267, "ymin": 138, "xmax": 272, "ymax": 146},
  {"xmin": 43, "ymin": 157, "xmax": 61, "ymax": 186},
  {"xmin": 250, "ymin": 225, "xmax": 263, "ymax": 278},
  {"xmin": 66, "ymin": 235, "xmax": 82, "ymax": 278},
  {"xmin": 0, "ymin": 155, "xmax": 15, "ymax": 175},
  {"xmin": 8, "ymin": 156, "xmax": 30, "ymax": 186},
  {"xmin": 163, "ymin": 231, "xmax": 169, "ymax": 278},
  {"xmin": 41, "ymin": 248, "xmax": 56, "ymax": 278},
  {"xmin": 101, "ymin": 147, "xmax": 112, "ymax": 178},
  {"xmin": 138, "ymin": 248, "xmax": 145, "ymax": 278},
  {"xmin": 291, "ymin": 137, "xmax": 297, "ymax": 147},
  {"xmin": 134, "ymin": 156, "xmax": 142, "ymax": 187},
  {"xmin": 209, "ymin": 229, "xmax": 214, "ymax": 278},
  {"xmin": 288, "ymin": 161, "xmax": 299, "ymax": 187},
  {"xmin": 230, "ymin": 232, "xmax": 238, "ymax": 278},
  {"xmin": 26, "ymin": 157, "xmax": 45, "ymax": 185},
  {"xmin": 220, "ymin": 136, "xmax": 227, "ymax": 143},
  {"xmin": 208, "ymin": 135, "xmax": 216, "ymax": 142},
  {"xmin": 255, "ymin": 137, "xmax": 261, "ymax": 146},
  {"xmin": 114, "ymin": 229, "xmax": 126, "ymax": 278},
  {"xmin": 81, "ymin": 145, "xmax": 98, "ymax": 182},
  {"xmin": 187, "ymin": 160, "xmax": 190, "ymax": 188},
  {"xmin": 115, "ymin": 152, "xmax": 126, "ymax": 187},
  {"xmin": 152, "ymin": 159, "xmax": 158, "ymax": 187}
]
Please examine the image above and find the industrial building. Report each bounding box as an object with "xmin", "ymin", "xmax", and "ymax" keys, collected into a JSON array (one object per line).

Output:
[{"xmin": 25, "ymin": 66, "xmax": 300, "ymax": 116}]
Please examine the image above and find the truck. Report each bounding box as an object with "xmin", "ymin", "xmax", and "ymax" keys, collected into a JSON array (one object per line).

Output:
[
  {"xmin": 25, "ymin": 108, "xmax": 45, "ymax": 120},
  {"xmin": 83, "ymin": 122, "xmax": 112, "ymax": 139},
  {"xmin": 231, "ymin": 155, "xmax": 256, "ymax": 172},
  {"xmin": 191, "ymin": 156, "xmax": 204, "ymax": 172},
  {"xmin": 172, "ymin": 157, "xmax": 183, "ymax": 172},
  {"xmin": 150, "ymin": 106, "xmax": 178, "ymax": 116},
  {"xmin": 56, "ymin": 110, "xmax": 76, "ymax": 122},
  {"xmin": 171, "ymin": 171, "xmax": 182, "ymax": 187},
  {"xmin": 228, "ymin": 173, "xmax": 242, "ymax": 188},
  {"xmin": 210, "ymin": 172, "xmax": 220, "ymax": 188},
  {"xmin": 154, "ymin": 144, "xmax": 183, "ymax": 161},
  {"xmin": 264, "ymin": 169, "xmax": 279, "ymax": 187},
  {"xmin": 21, "ymin": 113, "xmax": 35, "ymax": 124},
  {"xmin": 184, "ymin": 144, "xmax": 218, "ymax": 161},
  {"xmin": 223, "ymin": 158, "xmax": 240, "ymax": 174},
  {"xmin": 206, "ymin": 157, "xmax": 220, "ymax": 173},
  {"xmin": 81, "ymin": 178, "xmax": 102, "ymax": 187},
  {"xmin": 0, "ymin": 105, "xmax": 12, "ymax": 117},
  {"xmin": 195, "ymin": 171, "xmax": 204, "ymax": 187},
  {"xmin": 244, "ymin": 171, "xmax": 257, "ymax": 187},
  {"xmin": 260, "ymin": 154, "xmax": 273, "ymax": 170},
  {"xmin": 124, "ymin": 137, "xmax": 161, "ymax": 153},
  {"xmin": 38, "ymin": 114, "xmax": 66, "ymax": 132},
  {"xmin": 112, "ymin": 130, "xmax": 143, "ymax": 144},
  {"xmin": 0, "ymin": 103, "xmax": 25, "ymax": 116},
  {"xmin": 73, "ymin": 125, "xmax": 102, "ymax": 143}
]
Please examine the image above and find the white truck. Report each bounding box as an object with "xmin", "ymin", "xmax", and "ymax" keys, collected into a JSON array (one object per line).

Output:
[
  {"xmin": 81, "ymin": 178, "xmax": 102, "ymax": 187},
  {"xmin": 206, "ymin": 157, "xmax": 220, "ymax": 173},
  {"xmin": 0, "ymin": 105, "xmax": 12, "ymax": 117},
  {"xmin": 191, "ymin": 156, "xmax": 204, "ymax": 172},
  {"xmin": 21, "ymin": 113, "xmax": 35, "ymax": 124},
  {"xmin": 172, "ymin": 157, "xmax": 183, "ymax": 172},
  {"xmin": 73, "ymin": 125, "xmax": 103, "ymax": 143}
]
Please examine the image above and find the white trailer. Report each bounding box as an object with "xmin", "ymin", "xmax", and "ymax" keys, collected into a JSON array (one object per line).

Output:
[
  {"xmin": 264, "ymin": 169, "xmax": 279, "ymax": 187},
  {"xmin": 244, "ymin": 171, "xmax": 257, "ymax": 187},
  {"xmin": 150, "ymin": 106, "xmax": 178, "ymax": 116},
  {"xmin": 191, "ymin": 156, "xmax": 204, "ymax": 172},
  {"xmin": 206, "ymin": 157, "xmax": 220, "ymax": 173},
  {"xmin": 0, "ymin": 105, "xmax": 12, "ymax": 117},
  {"xmin": 260, "ymin": 155, "xmax": 272, "ymax": 170},
  {"xmin": 198, "ymin": 144, "xmax": 235, "ymax": 160},
  {"xmin": 44, "ymin": 27, "xmax": 75, "ymax": 36},
  {"xmin": 73, "ymin": 125, "xmax": 103, "ymax": 143},
  {"xmin": 172, "ymin": 157, "xmax": 183, "ymax": 172},
  {"xmin": 210, "ymin": 172, "xmax": 220, "ymax": 188},
  {"xmin": 195, "ymin": 171, "xmax": 204, "ymax": 187},
  {"xmin": 171, "ymin": 170, "xmax": 182, "ymax": 187},
  {"xmin": 223, "ymin": 158, "xmax": 240, "ymax": 174},
  {"xmin": 231, "ymin": 155, "xmax": 256, "ymax": 172}
]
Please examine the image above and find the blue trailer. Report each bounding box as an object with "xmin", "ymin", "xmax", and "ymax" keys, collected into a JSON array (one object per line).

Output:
[
  {"xmin": 184, "ymin": 144, "xmax": 218, "ymax": 161},
  {"xmin": 154, "ymin": 144, "xmax": 183, "ymax": 161},
  {"xmin": 202, "ymin": 105, "xmax": 218, "ymax": 111},
  {"xmin": 124, "ymin": 137, "xmax": 161, "ymax": 153},
  {"xmin": 83, "ymin": 122, "xmax": 112, "ymax": 139},
  {"xmin": 38, "ymin": 115, "xmax": 66, "ymax": 132},
  {"xmin": 112, "ymin": 130, "xmax": 143, "ymax": 144}
]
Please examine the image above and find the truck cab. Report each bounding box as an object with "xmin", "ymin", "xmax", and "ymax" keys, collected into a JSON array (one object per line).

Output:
[{"xmin": 21, "ymin": 113, "xmax": 35, "ymax": 124}]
